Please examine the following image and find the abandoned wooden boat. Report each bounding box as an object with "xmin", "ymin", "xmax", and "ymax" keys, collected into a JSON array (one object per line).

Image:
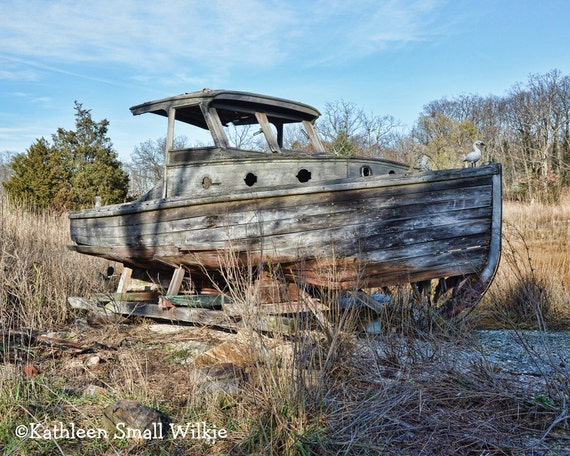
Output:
[{"xmin": 69, "ymin": 89, "xmax": 502, "ymax": 321}]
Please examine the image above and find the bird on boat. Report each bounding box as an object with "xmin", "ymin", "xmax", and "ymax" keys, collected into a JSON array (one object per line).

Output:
[{"xmin": 463, "ymin": 140, "xmax": 485, "ymax": 167}]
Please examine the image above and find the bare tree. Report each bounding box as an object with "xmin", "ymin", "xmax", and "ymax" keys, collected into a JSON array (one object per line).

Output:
[
  {"xmin": 0, "ymin": 151, "xmax": 15, "ymax": 185},
  {"xmin": 316, "ymin": 100, "xmax": 401, "ymax": 157},
  {"xmin": 128, "ymin": 136, "xmax": 188, "ymax": 197},
  {"xmin": 412, "ymin": 110, "xmax": 477, "ymax": 170},
  {"xmin": 225, "ymin": 123, "xmax": 262, "ymax": 150},
  {"xmin": 400, "ymin": 69, "xmax": 570, "ymax": 201}
]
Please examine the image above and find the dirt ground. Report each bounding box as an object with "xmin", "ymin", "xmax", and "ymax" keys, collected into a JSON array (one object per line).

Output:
[{"xmin": 4, "ymin": 311, "xmax": 570, "ymax": 455}]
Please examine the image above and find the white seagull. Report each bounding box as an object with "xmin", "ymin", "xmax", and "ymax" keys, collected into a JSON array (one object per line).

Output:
[{"xmin": 463, "ymin": 140, "xmax": 485, "ymax": 167}]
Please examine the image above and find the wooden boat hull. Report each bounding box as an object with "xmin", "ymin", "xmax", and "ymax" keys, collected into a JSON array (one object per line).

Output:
[{"xmin": 69, "ymin": 163, "xmax": 502, "ymax": 302}]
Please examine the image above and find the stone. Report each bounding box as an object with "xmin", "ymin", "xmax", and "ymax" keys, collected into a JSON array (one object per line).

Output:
[
  {"xmin": 191, "ymin": 363, "xmax": 243, "ymax": 398},
  {"xmin": 86, "ymin": 355, "xmax": 101, "ymax": 367},
  {"xmin": 102, "ymin": 400, "xmax": 169, "ymax": 440},
  {"xmin": 84, "ymin": 384, "xmax": 108, "ymax": 396},
  {"xmin": 193, "ymin": 340, "xmax": 258, "ymax": 368}
]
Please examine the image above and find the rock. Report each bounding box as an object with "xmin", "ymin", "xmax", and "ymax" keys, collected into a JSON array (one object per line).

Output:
[
  {"xmin": 86, "ymin": 355, "xmax": 101, "ymax": 367},
  {"xmin": 61, "ymin": 386, "xmax": 82, "ymax": 396},
  {"xmin": 167, "ymin": 340, "xmax": 213, "ymax": 364},
  {"xmin": 84, "ymin": 384, "xmax": 108, "ymax": 396},
  {"xmin": 65, "ymin": 359, "xmax": 84, "ymax": 370},
  {"xmin": 191, "ymin": 363, "xmax": 243, "ymax": 399},
  {"xmin": 102, "ymin": 400, "xmax": 169, "ymax": 440},
  {"xmin": 193, "ymin": 340, "xmax": 257, "ymax": 368},
  {"xmin": 202, "ymin": 362, "xmax": 241, "ymax": 380},
  {"xmin": 146, "ymin": 324, "xmax": 185, "ymax": 335}
]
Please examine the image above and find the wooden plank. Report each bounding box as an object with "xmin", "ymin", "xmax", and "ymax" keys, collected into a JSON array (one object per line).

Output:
[
  {"xmin": 253, "ymin": 315, "xmax": 296, "ymax": 333},
  {"xmin": 69, "ymin": 188, "xmax": 493, "ymax": 244},
  {"xmin": 223, "ymin": 300, "xmax": 328, "ymax": 316},
  {"xmin": 68, "ymin": 195, "xmax": 494, "ymax": 261},
  {"xmin": 105, "ymin": 300, "xmax": 237, "ymax": 329},
  {"xmin": 70, "ymin": 173, "xmax": 494, "ymax": 233},
  {"xmin": 255, "ymin": 112, "xmax": 281, "ymax": 153},
  {"xmin": 117, "ymin": 267, "xmax": 133, "ymax": 294},
  {"xmin": 69, "ymin": 296, "xmax": 310, "ymax": 333},
  {"xmin": 69, "ymin": 163, "xmax": 500, "ymax": 222},
  {"xmin": 93, "ymin": 292, "xmax": 159, "ymax": 302},
  {"xmin": 166, "ymin": 265, "xmax": 185, "ymax": 296},
  {"xmin": 342, "ymin": 292, "xmax": 386, "ymax": 313},
  {"xmin": 69, "ymin": 215, "xmax": 493, "ymax": 264},
  {"xmin": 161, "ymin": 294, "xmax": 230, "ymax": 309},
  {"xmin": 201, "ymin": 105, "xmax": 229, "ymax": 149},
  {"xmin": 302, "ymin": 120, "xmax": 325, "ymax": 153}
]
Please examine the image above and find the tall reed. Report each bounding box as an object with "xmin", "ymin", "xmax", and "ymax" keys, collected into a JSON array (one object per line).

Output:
[
  {"xmin": 481, "ymin": 196, "xmax": 570, "ymax": 326},
  {"xmin": 0, "ymin": 192, "xmax": 110, "ymax": 330}
]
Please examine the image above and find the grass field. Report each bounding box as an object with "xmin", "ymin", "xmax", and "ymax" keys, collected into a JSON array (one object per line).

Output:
[
  {"xmin": 482, "ymin": 195, "xmax": 570, "ymax": 327},
  {"xmin": 1, "ymin": 192, "xmax": 569, "ymax": 455}
]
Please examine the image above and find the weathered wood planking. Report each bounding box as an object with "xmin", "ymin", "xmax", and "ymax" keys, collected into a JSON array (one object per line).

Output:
[
  {"xmin": 70, "ymin": 184, "xmax": 492, "ymax": 240},
  {"xmin": 70, "ymin": 171, "xmax": 493, "ymax": 241},
  {"xmin": 68, "ymin": 297, "xmax": 237, "ymax": 329},
  {"xmin": 165, "ymin": 155, "xmax": 408, "ymax": 198},
  {"xmin": 70, "ymin": 163, "xmax": 500, "ymax": 289}
]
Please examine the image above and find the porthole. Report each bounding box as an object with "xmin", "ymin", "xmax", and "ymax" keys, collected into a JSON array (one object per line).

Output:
[
  {"xmin": 388, "ymin": 170, "xmax": 396, "ymax": 175},
  {"xmin": 360, "ymin": 165, "xmax": 373, "ymax": 177},
  {"xmin": 244, "ymin": 172, "xmax": 258, "ymax": 187},
  {"xmin": 296, "ymin": 168, "xmax": 312, "ymax": 183}
]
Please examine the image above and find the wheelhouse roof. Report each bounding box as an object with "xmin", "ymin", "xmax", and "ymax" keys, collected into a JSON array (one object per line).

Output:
[{"xmin": 130, "ymin": 89, "xmax": 321, "ymax": 130}]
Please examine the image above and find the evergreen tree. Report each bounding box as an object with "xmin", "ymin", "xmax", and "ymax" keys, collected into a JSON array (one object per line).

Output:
[
  {"xmin": 3, "ymin": 102, "xmax": 129, "ymax": 210},
  {"xmin": 3, "ymin": 138, "xmax": 66, "ymax": 208}
]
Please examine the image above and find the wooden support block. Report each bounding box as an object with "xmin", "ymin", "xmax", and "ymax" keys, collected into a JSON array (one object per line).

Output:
[
  {"xmin": 167, "ymin": 266, "xmax": 185, "ymax": 296},
  {"xmin": 117, "ymin": 267, "xmax": 133, "ymax": 294}
]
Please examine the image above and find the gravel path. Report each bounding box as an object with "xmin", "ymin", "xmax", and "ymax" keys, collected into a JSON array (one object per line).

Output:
[{"xmin": 473, "ymin": 329, "xmax": 570, "ymax": 376}]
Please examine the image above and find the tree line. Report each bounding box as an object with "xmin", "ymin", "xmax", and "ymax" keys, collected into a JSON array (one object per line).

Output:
[
  {"xmin": 411, "ymin": 69, "xmax": 570, "ymax": 202},
  {"xmin": 3, "ymin": 69, "xmax": 569, "ymax": 209}
]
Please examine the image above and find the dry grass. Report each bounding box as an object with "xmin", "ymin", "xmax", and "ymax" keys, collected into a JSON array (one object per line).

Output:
[
  {"xmin": 502, "ymin": 195, "xmax": 570, "ymax": 285},
  {"xmin": 1, "ymin": 191, "xmax": 569, "ymax": 455},
  {"xmin": 0, "ymin": 193, "xmax": 111, "ymax": 329},
  {"xmin": 480, "ymin": 195, "xmax": 570, "ymax": 327}
]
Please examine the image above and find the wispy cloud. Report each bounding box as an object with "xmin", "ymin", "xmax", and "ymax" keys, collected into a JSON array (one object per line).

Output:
[
  {"xmin": 10, "ymin": 92, "xmax": 52, "ymax": 105},
  {"xmin": 1, "ymin": 55, "xmax": 127, "ymax": 87},
  {"xmin": 302, "ymin": 0, "xmax": 448, "ymax": 64},
  {"xmin": 0, "ymin": 0, "xmax": 447, "ymax": 74},
  {"xmin": 0, "ymin": 1, "xmax": 295, "ymax": 69}
]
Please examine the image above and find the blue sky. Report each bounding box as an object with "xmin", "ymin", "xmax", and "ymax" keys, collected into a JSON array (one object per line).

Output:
[{"xmin": 1, "ymin": 0, "xmax": 570, "ymax": 161}]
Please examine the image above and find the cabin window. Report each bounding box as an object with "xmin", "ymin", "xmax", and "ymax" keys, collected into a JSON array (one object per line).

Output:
[
  {"xmin": 388, "ymin": 170, "xmax": 396, "ymax": 175},
  {"xmin": 244, "ymin": 172, "xmax": 258, "ymax": 187},
  {"xmin": 360, "ymin": 165, "xmax": 372, "ymax": 177},
  {"xmin": 296, "ymin": 169, "xmax": 312, "ymax": 183}
]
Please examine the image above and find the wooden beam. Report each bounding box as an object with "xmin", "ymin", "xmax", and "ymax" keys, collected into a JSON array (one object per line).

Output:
[
  {"xmin": 162, "ymin": 107, "xmax": 176, "ymax": 198},
  {"xmin": 117, "ymin": 267, "xmax": 133, "ymax": 294},
  {"xmin": 108, "ymin": 300, "xmax": 236, "ymax": 329},
  {"xmin": 166, "ymin": 265, "xmax": 185, "ymax": 296},
  {"xmin": 255, "ymin": 112, "xmax": 281, "ymax": 153},
  {"xmin": 303, "ymin": 120, "xmax": 325, "ymax": 153},
  {"xmin": 201, "ymin": 105, "xmax": 229, "ymax": 148}
]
